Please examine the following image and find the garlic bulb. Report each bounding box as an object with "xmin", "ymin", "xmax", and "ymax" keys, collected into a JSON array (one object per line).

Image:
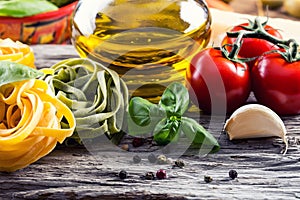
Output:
[{"xmin": 224, "ymin": 104, "xmax": 288, "ymax": 154}]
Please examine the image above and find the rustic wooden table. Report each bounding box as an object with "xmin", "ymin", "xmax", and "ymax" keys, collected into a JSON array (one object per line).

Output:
[
  {"xmin": 0, "ymin": 42, "xmax": 299, "ymax": 200},
  {"xmin": 1, "ymin": 2, "xmax": 300, "ymax": 198}
]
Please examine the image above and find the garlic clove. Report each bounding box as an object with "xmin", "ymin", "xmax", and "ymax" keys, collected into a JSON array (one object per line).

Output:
[{"xmin": 224, "ymin": 104, "xmax": 288, "ymax": 154}]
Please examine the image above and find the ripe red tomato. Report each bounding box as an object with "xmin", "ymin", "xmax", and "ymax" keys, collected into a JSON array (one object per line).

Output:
[
  {"xmin": 222, "ymin": 23, "xmax": 282, "ymax": 68},
  {"xmin": 252, "ymin": 53, "xmax": 300, "ymax": 115},
  {"xmin": 186, "ymin": 48, "xmax": 251, "ymax": 114}
]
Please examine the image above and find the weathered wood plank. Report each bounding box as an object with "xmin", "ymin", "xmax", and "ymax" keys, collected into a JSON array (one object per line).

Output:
[
  {"xmin": 0, "ymin": 44, "xmax": 299, "ymax": 200},
  {"xmin": 1, "ymin": 141, "xmax": 299, "ymax": 200},
  {"xmin": 32, "ymin": 44, "xmax": 79, "ymax": 68}
]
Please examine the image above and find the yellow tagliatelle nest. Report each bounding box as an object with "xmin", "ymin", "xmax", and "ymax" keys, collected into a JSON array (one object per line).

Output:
[
  {"xmin": 0, "ymin": 38, "xmax": 35, "ymax": 68},
  {"xmin": 0, "ymin": 79, "xmax": 75, "ymax": 172}
]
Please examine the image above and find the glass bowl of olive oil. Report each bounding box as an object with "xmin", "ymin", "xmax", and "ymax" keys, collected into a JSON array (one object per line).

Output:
[{"xmin": 72, "ymin": 0, "xmax": 211, "ymax": 101}]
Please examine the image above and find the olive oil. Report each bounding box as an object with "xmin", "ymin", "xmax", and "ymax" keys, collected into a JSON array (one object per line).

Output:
[{"xmin": 72, "ymin": 0, "xmax": 211, "ymax": 100}]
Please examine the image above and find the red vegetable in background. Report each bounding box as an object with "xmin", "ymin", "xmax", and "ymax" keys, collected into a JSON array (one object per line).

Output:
[
  {"xmin": 224, "ymin": 18, "xmax": 300, "ymax": 115},
  {"xmin": 222, "ymin": 22, "xmax": 283, "ymax": 68},
  {"xmin": 186, "ymin": 47, "xmax": 251, "ymax": 114},
  {"xmin": 252, "ymin": 51, "xmax": 300, "ymax": 115},
  {"xmin": 188, "ymin": 16, "xmax": 300, "ymax": 116}
]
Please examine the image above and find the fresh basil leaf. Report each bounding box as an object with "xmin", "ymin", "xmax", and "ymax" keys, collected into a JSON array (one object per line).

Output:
[
  {"xmin": 181, "ymin": 117, "xmax": 220, "ymax": 153},
  {"xmin": 153, "ymin": 118, "xmax": 180, "ymax": 145},
  {"xmin": 0, "ymin": 0, "xmax": 58, "ymax": 18},
  {"xmin": 128, "ymin": 97, "xmax": 166, "ymax": 136},
  {"xmin": 129, "ymin": 97, "xmax": 164, "ymax": 126},
  {"xmin": 0, "ymin": 61, "xmax": 44, "ymax": 87},
  {"xmin": 159, "ymin": 82, "xmax": 189, "ymax": 116}
]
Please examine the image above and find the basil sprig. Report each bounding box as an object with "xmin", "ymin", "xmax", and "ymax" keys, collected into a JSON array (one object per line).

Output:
[
  {"xmin": 128, "ymin": 82, "xmax": 220, "ymax": 153},
  {"xmin": 0, "ymin": 61, "xmax": 43, "ymax": 87}
]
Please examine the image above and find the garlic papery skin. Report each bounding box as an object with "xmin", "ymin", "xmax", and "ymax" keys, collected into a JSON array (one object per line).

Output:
[{"xmin": 224, "ymin": 104, "xmax": 288, "ymax": 153}]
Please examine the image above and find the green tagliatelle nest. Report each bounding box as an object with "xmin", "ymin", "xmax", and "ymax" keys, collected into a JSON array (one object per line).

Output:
[{"xmin": 41, "ymin": 58, "xmax": 128, "ymax": 145}]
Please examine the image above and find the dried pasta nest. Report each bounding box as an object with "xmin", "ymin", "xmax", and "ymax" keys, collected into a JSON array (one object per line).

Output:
[
  {"xmin": 0, "ymin": 79, "xmax": 75, "ymax": 172},
  {"xmin": 0, "ymin": 38, "xmax": 35, "ymax": 68},
  {"xmin": 41, "ymin": 58, "xmax": 129, "ymax": 145}
]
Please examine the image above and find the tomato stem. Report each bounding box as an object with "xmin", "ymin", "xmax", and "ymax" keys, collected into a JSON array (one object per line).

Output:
[
  {"xmin": 227, "ymin": 19, "xmax": 289, "ymax": 46},
  {"xmin": 226, "ymin": 17, "xmax": 300, "ymax": 62},
  {"xmin": 220, "ymin": 30, "xmax": 256, "ymax": 64},
  {"xmin": 228, "ymin": 31, "xmax": 245, "ymax": 59}
]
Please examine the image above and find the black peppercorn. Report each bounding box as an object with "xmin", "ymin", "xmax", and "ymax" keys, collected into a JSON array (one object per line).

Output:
[
  {"xmin": 229, "ymin": 169, "xmax": 238, "ymax": 179},
  {"xmin": 145, "ymin": 171, "xmax": 155, "ymax": 180},
  {"xmin": 119, "ymin": 170, "xmax": 127, "ymax": 179},
  {"xmin": 174, "ymin": 159, "xmax": 185, "ymax": 168},
  {"xmin": 204, "ymin": 175, "xmax": 213, "ymax": 183},
  {"xmin": 148, "ymin": 153, "xmax": 157, "ymax": 163},
  {"xmin": 156, "ymin": 169, "xmax": 167, "ymax": 179},
  {"xmin": 133, "ymin": 155, "xmax": 141, "ymax": 163},
  {"xmin": 132, "ymin": 137, "xmax": 144, "ymax": 147}
]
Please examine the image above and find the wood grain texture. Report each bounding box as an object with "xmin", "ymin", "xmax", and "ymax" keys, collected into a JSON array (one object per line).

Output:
[{"xmin": 0, "ymin": 45, "xmax": 299, "ymax": 200}]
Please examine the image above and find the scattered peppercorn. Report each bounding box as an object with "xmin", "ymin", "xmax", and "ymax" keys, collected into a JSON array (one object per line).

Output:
[
  {"xmin": 229, "ymin": 169, "xmax": 238, "ymax": 180},
  {"xmin": 156, "ymin": 169, "xmax": 167, "ymax": 179},
  {"xmin": 121, "ymin": 144, "xmax": 129, "ymax": 151},
  {"xmin": 166, "ymin": 158, "xmax": 173, "ymax": 164},
  {"xmin": 157, "ymin": 154, "xmax": 167, "ymax": 164},
  {"xmin": 148, "ymin": 153, "xmax": 157, "ymax": 163},
  {"xmin": 119, "ymin": 170, "xmax": 128, "ymax": 179},
  {"xmin": 145, "ymin": 171, "xmax": 155, "ymax": 180},
  {"xmin": 204, "ymin": 175, "xmax": 213, "ymax": 183},
  {"xmin": 132, "ymin": 137, "xmax": 144, "ymax": 147},
  {"xmin": 133, "ymin": 155, "xmax": 141, "ymax": 163},
  {"xmin": 174, "ymin": 159, "xmax": 185, "ymax": 168}
]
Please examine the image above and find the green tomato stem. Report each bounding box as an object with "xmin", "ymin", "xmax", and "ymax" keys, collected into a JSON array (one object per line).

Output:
[
  {"xmin": 228, "ymin": 30, "xmax": 245, "ymax": 59},
  {"xmin": 220, "ymin": 31, "xmax": 256, "ymax": 64},
  {"xmin": 226, "ymin": 17, "xmax": 300, "ymax": 62}
]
